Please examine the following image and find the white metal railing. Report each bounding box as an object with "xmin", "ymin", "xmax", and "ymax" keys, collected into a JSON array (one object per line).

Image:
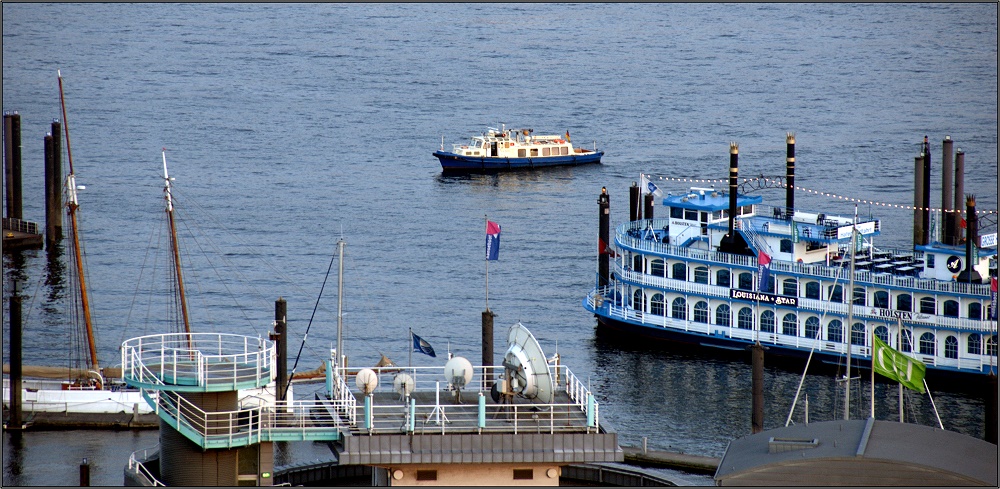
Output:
[
  {"xmin": 127, "ymin": 445, "xmax": 165, "ymax": 486},
  {"xmin": 121, "ymin": 333, "xmax": 274, "ymax": 390}
]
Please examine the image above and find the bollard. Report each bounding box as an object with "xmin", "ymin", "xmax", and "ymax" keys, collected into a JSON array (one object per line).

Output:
[{"xmin": 79, "ymin": 458, "xmax": 90, "ymax": 486}]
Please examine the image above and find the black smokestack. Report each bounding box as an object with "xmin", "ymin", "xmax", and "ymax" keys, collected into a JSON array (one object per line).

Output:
[
  {"xmin": 913, "ymin": 154, "xmax": 925, "ymax": 246},
  {"xmin": 728, "ymin": 142, "xmax": 739, "ymax": 236},
  {"xmin": 598, "ymin": 187, "xmax": 610, "ymax": 288},
  {"xmin": 786, "ymin": 133, "xmax": 795, "ymax": 218},
  {"xmin": 942, "ymin": 136, "xmax": 954, "ymax": 245},
  {"xmin": 957, "ymin": 195, "xmax": 982, "ymax": 283},
  {"xmin": 953, "ymin": 149, "xmax": 966, "ymax": 246},
  {"xmin": 629, "ymin": 182, "xmax": 641, "ymax": 221},
  {"xmin": 922, "ymin": 136, "xmax": 931, "ymax": 245}
]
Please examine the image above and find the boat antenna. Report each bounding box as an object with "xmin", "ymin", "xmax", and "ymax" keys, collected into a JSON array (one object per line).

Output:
[
  {"xmin": 283, "ymin": 239, "xmax": 341, "ymax": 401},
  {"xmin": 58, "ymin": 70, "xmax": 99, "ymax": 372},
  {"xmin": 161, "ymin": 150, "xmax": 192, "ymax": 346}
]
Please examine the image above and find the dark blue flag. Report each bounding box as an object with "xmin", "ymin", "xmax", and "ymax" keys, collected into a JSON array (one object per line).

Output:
[
  {"xmin": 486, "ymin": 220, "xmax": 501, "ymax": 261},
  {"xmin": 412, "ymin": 332, "xmax": 436, "ymax": 358}
]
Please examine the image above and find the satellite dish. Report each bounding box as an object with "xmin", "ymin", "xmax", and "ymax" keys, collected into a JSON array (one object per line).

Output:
[
  {"xmin": 444, "ymin": 356, "xmax": 473, "ymax": 390},
  {"xmin": 502, "ymin": 322, "xmax": 554, "ymax": 404},
  {"xmin": 393, "ymin": 373, "xmax": 414, "ymax": 398},
  {"xmin": 355, "ymin": 368, "xmax": 378, "ymax": 395}
]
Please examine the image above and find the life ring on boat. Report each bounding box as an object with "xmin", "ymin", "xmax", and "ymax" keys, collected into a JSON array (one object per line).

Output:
[{"xmin": 555, "ymin": 139, "xmax": 564, "ymax": 144}]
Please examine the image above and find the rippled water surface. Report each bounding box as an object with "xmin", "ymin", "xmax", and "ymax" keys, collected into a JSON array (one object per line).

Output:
[{"xmin": 3, "ymin": 4, "xmax": 997, "ymax": 485}]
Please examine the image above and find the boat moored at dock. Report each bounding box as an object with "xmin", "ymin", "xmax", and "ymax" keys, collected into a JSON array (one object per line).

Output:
[
  {"xmin": 585, "ymin": 135, "xmax": 998, "ymax": 382},
  {"xmin": 434, "ymin": 124, "xmax": 603, "ymax": 173}
]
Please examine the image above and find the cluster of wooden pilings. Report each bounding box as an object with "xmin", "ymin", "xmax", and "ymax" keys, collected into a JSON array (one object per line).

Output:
[{"xmin": 3, "ymin": 111, "xmax": 66, "ymax": 252}]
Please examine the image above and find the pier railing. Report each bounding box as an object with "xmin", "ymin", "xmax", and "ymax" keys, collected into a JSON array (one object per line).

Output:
[
  {"xmin": 121, "ymin": 333, "xmax": 275, "ymax": 392},
  {"xmin": 126, "ymin": 446, "xmax": 165, "ymax": 486},
  {"xmin": 2, "ymin": 217, "xmax": 39, "ymax": 234}
]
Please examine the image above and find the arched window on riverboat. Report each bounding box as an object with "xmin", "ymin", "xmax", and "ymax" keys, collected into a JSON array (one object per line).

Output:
[
  {"xmin": 943, "ymin": 300, "xmax": 959, "ymax": 318},
  {"xmin": 919, "ymin": 297, "xmax": 936, "ymax": 315},
  {"xmin": 633, "ymin": 289, "xmax": 645, "ymax": 313},
  {"xmin": 673, "ymin": 263, "xmax": 687, "ymax": 281},
  {"xmin": 827, "ymin": 320, "xmax": 843, "ymax": 343},
  {"xmin": 805, "ymin": 281, "xmax": 820, "ymax": 300},
  {"xmin": 782, "ymin": 313, "xmax": 797, "ymax": 336},
  {"xmin": 738, "ymin": 307, "xmax": 754, "ymax": 329},
  {"xmin": 633, "ymin": 255, "xmax": 645, "ymax": 273},
  {"xmin": 805, "ymin": 317, "xmax": 820, "ymax": 339},
  {"xmin": 650, "ymin": 293, "xmax": 665, "ymax": 316},
  {"xmin": 828, "ymin": 285, "xmax": 843, "ymax": 303},
  {"xmin": 716, "ymin": 304, "xmax": 731, "ymax": 326},
  {"xmin": 874, "ymin": 325, "xmax": 889, "ymax": 344},
  {"xmin": 694, "ymin": 301, "xmax": 709, "ymax": 323},
  {"xmin": 969, "ymin": 303, "xmax": 982, "ymax": 320},
  {"xmin": 968, "ymin": 333, "xmax": 982, "ymax": 355},
  {"xmin": 717, "ymin": 270, "xmax": 731, "ymax": 287},
  {"xmin": 760, "ymin": 310, "xmax": 775, "ymax": 333},
  {"xmin": 852, "ymin": 286, "xmax": 866, "ymax": 306},
  {"xmin": 672, "ymin": 297, "xmax": 687, "ymax": 320},
  {"xmin": 873, "ymin": 291, "xmax": 889, "ymax": 309},
  {"xmin": 945, "ymin": 336, "xmax": 958, "ymax": 359},
  {"xmin": 919, "ymin": 332, "xmax": 936, "ymax": 355},
  {"xmin": 694, "ymin": 266, "xmax": 709, "ymax": 284},
  {"xmin": 901, "ymin": 330, "xmax": 913, "ymax": 352},
  {"xmin": 851, "ymin": 323, "xmax": 866, "ymax": 346},
  {"xmin": 650, "ymin": 259, "xmax": 665, "ymax": 278},
  {"xmin": 782, "ymin": 279, "xmax": 798, "ymax": 297},
  {"xmin": 896, "ymin": 293, "xmax": 912, "ymax": 312},
  {"xmin": 738, "ymin": 272, "xmax": 753, "ymax": 291},
  {"xmin": 987, "ymin": 335, "xmax": 997, "ymax": 356}
]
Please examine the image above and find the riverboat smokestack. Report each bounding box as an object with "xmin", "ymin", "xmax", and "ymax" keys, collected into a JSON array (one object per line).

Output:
[
  {"xmin": 922, "ymin": 136, "xmax": 931, "ymax": 245},
  {"xmin": 957, "ymin": 195, "xmax": 982, "ymax": 284},
  {"xmin": 629, "ymin": 182, "xmax": 641, "ymax": 221},
  {"xmin": 644, "ymin": 192, "xmax": 654, "ymax": 220},
  {"xmin": 941, "ymin": 136, "xmax": 955, "ymax": 245},
  {"xmin": 598, "ymin": 187, "xmax": 610, "ymax": 288},
  {"xmin": 953, "ymin": 148, "xmax": 965, "ymax": 245},
  {"xmin": 785, "ymin": 133, "xmax": 795, "ymax": 218},
  {"xmin": 728, "ymin": 143, "xmax": 738, "ymax": 237},
  {"xmin": 913, "ymin": 154, "xmax": 925, "ymax": 246}
]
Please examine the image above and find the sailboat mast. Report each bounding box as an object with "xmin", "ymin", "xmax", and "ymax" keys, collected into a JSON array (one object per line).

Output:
[
  {"xmin": 336, "ymin": 239, "xmax": 345, "ymax": 375},
  {"xmin": 58, "ymin": 70, "xmax": 99, "ymax": 371},
  {"xmin": 162, "ymin": 151, "xmax": 191, "ymax": 340}
]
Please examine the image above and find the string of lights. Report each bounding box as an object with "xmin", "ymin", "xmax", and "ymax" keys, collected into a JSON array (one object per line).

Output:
[{"xmin": 641, "ymin": 174, "xmax": 998, "ymax": 216}]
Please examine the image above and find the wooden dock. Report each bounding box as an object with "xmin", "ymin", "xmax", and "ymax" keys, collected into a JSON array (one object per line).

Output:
[{"xmin": 3, "ymin": 407, "xmax": 159, "ymax": 430}]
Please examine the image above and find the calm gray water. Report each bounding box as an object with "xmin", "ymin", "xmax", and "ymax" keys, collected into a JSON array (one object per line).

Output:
[{"xmin": 3, "ymin": 3, "xmax": 997, "ymax": 486}]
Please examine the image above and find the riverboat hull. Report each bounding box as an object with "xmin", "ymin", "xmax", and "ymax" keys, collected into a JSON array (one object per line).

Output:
[{"xmin": 434, "ymin": 150, "xmax": 603, "ymax": 173}]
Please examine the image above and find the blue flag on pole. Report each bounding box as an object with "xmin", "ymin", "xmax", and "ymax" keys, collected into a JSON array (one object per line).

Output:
[
  {"xmin": 486, "ymin": 220, "xmax": 501, "ymax": 261},
  {"xmin": 412, "ymin": 332, "xmax": 436, "ymax": 357},
  {"xmin": 757, "ymin": 250, "xmax": 772, "ymax": 292}
]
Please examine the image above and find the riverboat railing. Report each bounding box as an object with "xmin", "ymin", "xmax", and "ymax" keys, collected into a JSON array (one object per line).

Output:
[{"xmin": 615, "ymin": 220, "xmax": 993, "ymax": 297}]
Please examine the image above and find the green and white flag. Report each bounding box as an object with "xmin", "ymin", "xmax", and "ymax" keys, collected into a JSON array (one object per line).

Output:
[{"xmin": 872, "ymin": 335, "xmax": 926, "ymax": 393}]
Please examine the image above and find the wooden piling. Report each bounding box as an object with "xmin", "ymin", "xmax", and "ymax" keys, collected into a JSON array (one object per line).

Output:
[
  {"xmin": 44, "ymin": 123, "xmax": 63, "ymax": 247},
  {"xmin": 3, "ymin": 112, "xmax": 23, "ymax": 220},
  {"xmin": 750, "ymin": 342, "xmax": 764, "ymax": 434},
  {"xmin": 481, "ymin": 309, "xmax": 494, "ymax": 383},
  {"xmin": 7, "ymin": 283, "xmax": 24, "ymax": 431},
  {"xmin": 79, "ymin": 458, "xmax": 90, "ymax": 486},
  {"xmin": 272, "ymin": 298, "xmax": 288, "ymax": 400}
]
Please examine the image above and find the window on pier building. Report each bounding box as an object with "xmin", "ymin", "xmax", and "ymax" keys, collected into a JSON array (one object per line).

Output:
[
  {"xmin": 968, "ymin": 333, "xmax": 982, "ymax": 355},
  {"xmin": 673, "ymin": 263, "xmax": 687, "ymax": 280},
  {"xmin": 943, "ymin": 300, "xmax": 959, "ymax": 318},
  {"xmin": 738, "ymin": 307, "xmax": 754, "ymax": 329},
  {"xmin": 694, "ymin": 266, "xmax": 709, "ymax": 284},
  {"xmin": 919, "ymin": 297, "xmax": 936, "ymax": 315},
  {"xmin": 987, "ymin": 335, "xmax": 997, "ymax": 356},
  {"xmin": 874, "ymin": 326, "xmax": 889, "ymax": 344},
  {"xmin": 782, "ymin": 279, "xmax": 798, "ymax": 297},
  {"xmin": 760, "ymin": 310, "xmax": 776, "ymax": 333},
  {"xmin": 694, "ymin": 301, "xmax": 709, "ymax": 323},
  {"xmin": 828, "ymin": 285, "xmax": 843, "ymax": 303},
  {"xmin": 716, "ymin": 304, "xmax": 731, "ymax": 326},
  {"xmin": 827, "ymin": 320, "xmax": 843, "ymax": 343},
  {"xmin": 651, "ymin": 294, "xmax": 665, "ymax": 316},
  {"xmin": 851, "ymin": 323, "xmax": 866, "ymax": 346},
  {"xmin": 945, "ymin": 336, "xmax": 958, "ymax": 359},
  {"xmin": 780, "ymin": 239, "xmax": 793, "ymax": 253},
  {"xmin": 650, "ymin": 259, "xmax": 665, "ymax": 278},
  {"xmin": 717, "ymin": 270, "xmax": 731, "ymax": 288},
  {"xmin": 873, "ymin": 291, "xmax": 889, "ymax": 309},
  {"xmin": 672, "ymin": 297, "xmax": 687, "ymax": 320},
  {"xmin": 633, "ymin": 290, "xmax": 645, "ymax": 312},
  {"xmin": 805, "ymin": 317, "xmax": 820, "ymax": 340},
  {"xmin": 969, "ymin": 303, "xmax": 982, "ymax": 320},
  {"xmin": 852, "ymin": 286, "xmax": 866, "ymax": 306},
  {"xmin": 805, "ymin": 281, "xmax": 820, "ymax": 300},
  {"xmin": 919, "ymin": 332, "xmax": 936, "ymax": 355},
  {"xmin": 901, "ymin": 330, "xmax": 913, "ymax": 352},
  {"xmin": 896, "ymin": 293, "xmax": 912, "ymax": 312},
  {"xmin": 738, "ymin": 272, "xmax": 754, "ymax": 291},
  {"xmin": 782, "ymin": 313, "xmax": 798, "ymax": 336}
]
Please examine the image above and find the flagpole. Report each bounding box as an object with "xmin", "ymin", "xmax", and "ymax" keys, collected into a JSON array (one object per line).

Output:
[
  {"xmin": 898, "ymin": 318, "xmax": 904, "ymax": 422},
  {"xmin": 844, "ymin": 221, "xmax": 857, "ymax": 421},
  {"xmin": 409, "ymin": 327, "xmax": 412, "ymax": 368},
  {"xmin": 870, "ymin": 326, "xmax": 875, "ymax": 419},
  {"xmin": 485, "ymin": 214, "xmax": 490, "ymax": 311}
]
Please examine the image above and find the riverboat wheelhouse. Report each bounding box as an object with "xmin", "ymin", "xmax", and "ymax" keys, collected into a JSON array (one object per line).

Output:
[{"xmin": 585, "ymin": 136, "xmax": 998, "ymax": 382}]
